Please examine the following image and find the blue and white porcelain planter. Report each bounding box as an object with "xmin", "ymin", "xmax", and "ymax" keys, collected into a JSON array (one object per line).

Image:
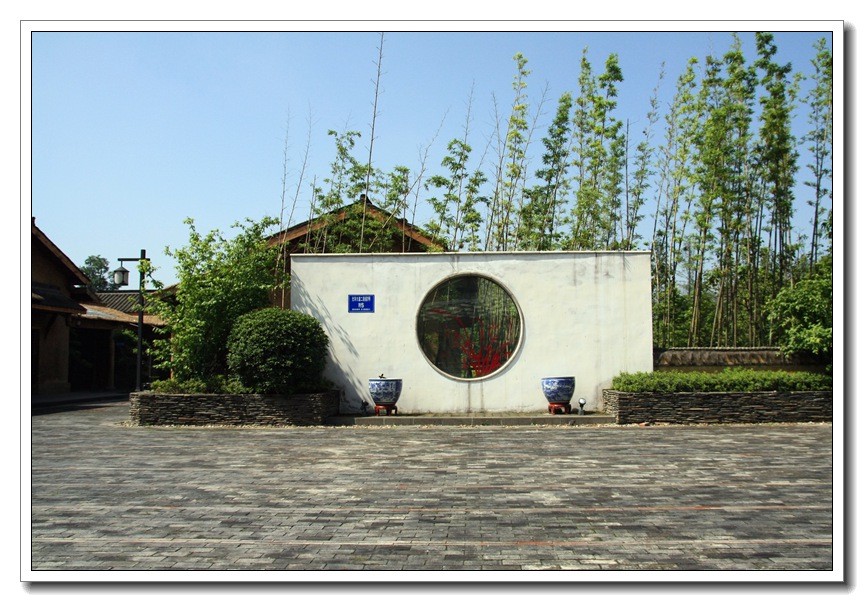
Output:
[
  {"xmin": 541, "ymin": 377, "xmax": 576, "ymax": 404},
  {"xmin": 368, "ymin": 378, "xmax": 403, "ymax": 406}
]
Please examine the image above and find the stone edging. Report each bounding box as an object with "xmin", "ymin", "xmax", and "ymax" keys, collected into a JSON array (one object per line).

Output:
[
  {"xmin": 129, "ymin": 390, "xmax": 340, "ymax": 427},
  {"xmin": 602, "ymin": 389, "xmax": 832, "ymax": 425}
]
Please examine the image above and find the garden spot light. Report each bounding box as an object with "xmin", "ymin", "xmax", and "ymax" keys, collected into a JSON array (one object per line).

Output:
[{"xmin": 578, "ymin": 398, "xmax": 587, "ymax": 415}]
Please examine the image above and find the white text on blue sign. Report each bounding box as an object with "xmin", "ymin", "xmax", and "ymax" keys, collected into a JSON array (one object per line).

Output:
[{"xmin": 349, "ymin": 295, "xmax": 375, "ymax": 313}]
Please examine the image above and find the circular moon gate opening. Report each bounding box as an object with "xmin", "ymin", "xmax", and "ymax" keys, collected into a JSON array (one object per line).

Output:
[{"xmin": 416, "ymin": 275, "xmax": 522, "ymax": 379}]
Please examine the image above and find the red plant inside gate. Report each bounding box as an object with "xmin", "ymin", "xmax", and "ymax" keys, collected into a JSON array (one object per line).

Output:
[{"xmin": 430, "ymin": 309, "xmax": 514, "ymax": 377}]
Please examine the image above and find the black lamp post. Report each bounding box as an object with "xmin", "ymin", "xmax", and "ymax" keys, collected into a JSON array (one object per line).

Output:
[{"xmin": 113, "ymin": 249, "xmax": 147, "ymax": 391}]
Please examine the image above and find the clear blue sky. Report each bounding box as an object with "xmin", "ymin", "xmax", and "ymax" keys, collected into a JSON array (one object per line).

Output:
[{"xmin": 28, "ymin": 23, "xmax": 839, "ymax": 286}]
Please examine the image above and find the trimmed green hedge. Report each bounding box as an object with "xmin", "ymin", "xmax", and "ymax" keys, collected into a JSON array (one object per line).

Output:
[
  {"xmin": 611, "ymin": 368, "xmax": 832, "ymax": 393},
  {"xmin": 150, "ymin": 375, "xmax": 250, "ymax": 394}
]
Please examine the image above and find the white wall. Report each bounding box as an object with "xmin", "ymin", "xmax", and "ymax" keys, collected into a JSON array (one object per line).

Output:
[{"xmin": 290, "ymin": 252, "xmax": 653, "ymax": 414}]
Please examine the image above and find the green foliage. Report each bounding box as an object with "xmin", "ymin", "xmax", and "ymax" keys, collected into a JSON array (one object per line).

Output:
[
  {"xmin": 651, "ymin": 57, "xmax": 701, "ymax": 347},
  {"xmin": 623, "ymin": 69, "xmax": 662, "ymax": 251},
  {"xmin": 567, "ymin": 49, "xmax": 627, "ymax": 250},
  {"xmin": 150, "ymin": 376, "xmax": 251, "ymax": 394},
  {"xmin": 279, "ymin": 33, "xmax": 831, "ymax": 351},
  {"xmin": 611, "ymin": 368, "xmax": 832, "ymax": 393},
  {"xmin": 302, "ymin": 129, "xmax": 426, "ymax": 253},
  {"xmin": 803, "ymin": 36, "xmax": 833, "ymax": 267},
  {"xmin": 486, "ymin": 52, "xmax": 534, "ymax": 251},
  {"xmin": 80, "ymin": 255, "xmax": 121, "ymax": 292},
  {"xmin": 643, "ymin": 32, "xmax": 832, "ymax": 348},
  {"xmin": 766, "ymin": 255, "xmax": 832, "ymax": 360},
  {"xmin": 226, "ymin": 308, "xmax": 329, "ymax": 394},
  {"xmin": 756, "ymin": 31, "xmax": 800, "ymax": 297},
  {"xmin": 519, "ymin": 91, "xmax": 573, "ymax": 250},
  {"xmin": 147, "ymin": 216, "xmax": 284, "ymax": 383}
]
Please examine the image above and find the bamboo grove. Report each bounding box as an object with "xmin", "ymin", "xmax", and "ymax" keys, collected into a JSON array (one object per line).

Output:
[{"xmin": 289, "ymin": 32, "xmax": 833, "ymax": 350}]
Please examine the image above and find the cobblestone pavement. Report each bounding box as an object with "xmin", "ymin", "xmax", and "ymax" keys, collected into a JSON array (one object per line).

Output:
[{"xmin": 28, "ymin": 401, "xmax": 836, "ymax": 577}]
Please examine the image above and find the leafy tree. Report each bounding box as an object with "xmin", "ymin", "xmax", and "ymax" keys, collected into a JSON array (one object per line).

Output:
[
  {"xmin": 568, "ymin": 50, "xmax": 626, "ymax": 250},
  {"xmin": 486, "ymin": 52, "xmax": 535, "ymax": 250},
  {"xmin": 426, "ymin": 138, "xmax": 473, "ymax": 248},
  {"xmin": 425, "ymin": 88, "xmax": 489, "ymax": 252},
  {"xmin": 568, "ymin": 48, "xmax": 596, "ymax": 249},
  {"xmin": 304, "ymin": 129, "xmax": 417, "ymax": 254},
  {"xmin": 305, "ymin": 129, "xmax": 367, "ymax": 253},
  {"xmin": 623, "ymin": 67, "xmax": 663, "ymax": 251},
  {"xmin": 803, "ymin": 37, "xmax": 833, "ymax": 269},
  {"xmin": 755, "ymin": 32, "xmax": 800, "ymax": 301},
  {"xmin": 766, "ymin": 255, "xmax": 832, "ymax": 363},
  {"xmin": 596, "ymin": 53, "xmax": 626, "ymax": 248},
  {"xmin": 712, "ymin": 35, "xmax": 757, "ymax": 347},
  {"xmin": 650, "ymin": 57, "xmax": 700, "ymax": 348},
  {"xmin": 147, "ymin": 216, "xmax": 284, "ymax": 383},
  {"xmin": 80, "ymin": 255, "xmax": 121, "ymax": 292},
  {"xmin": 642, "ymin": 33, "xmax": 831, "ymax": 349},
  {"xmin": 688, "ymin": 53, "xmax": 726, "ymax": 346},
  {"xmin": 519, "ymin": 91, "xmax": 573, "ymax": 250}
]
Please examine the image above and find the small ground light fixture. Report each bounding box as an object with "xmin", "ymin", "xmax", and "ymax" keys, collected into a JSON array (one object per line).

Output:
[{"xmin": 578, "ymin": 398, "xmax": 587, "ymax": 415}]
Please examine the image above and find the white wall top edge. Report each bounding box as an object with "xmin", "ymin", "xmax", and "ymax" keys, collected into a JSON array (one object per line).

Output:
[{"xmin": 291, "ymin": 250, "xmax": 652, "ymax": 259}]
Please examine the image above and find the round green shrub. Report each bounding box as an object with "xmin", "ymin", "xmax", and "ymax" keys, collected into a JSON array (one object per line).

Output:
[{"xmin": 226, "ymin": 308, "xmax": 329, "ymax": 394}]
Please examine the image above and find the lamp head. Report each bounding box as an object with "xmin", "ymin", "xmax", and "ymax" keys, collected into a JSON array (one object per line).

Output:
[{"xmin": 112, "ymin": 264, "xmax": 130, "ymax": 286}]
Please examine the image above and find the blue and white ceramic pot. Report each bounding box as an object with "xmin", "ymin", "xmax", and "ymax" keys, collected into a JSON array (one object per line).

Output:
[
  {"xmin": 541, "ymin": 377, "xmax": 576, "ymax": 404},
  {"xmin": 369, "ymin": 378, "xmax": 403, "ymax": 406}
]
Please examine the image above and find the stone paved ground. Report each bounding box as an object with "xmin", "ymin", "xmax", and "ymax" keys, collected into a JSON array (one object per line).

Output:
[{"xmin": 28, "ymin": 401, "xmax": 837, "ymax": 577}]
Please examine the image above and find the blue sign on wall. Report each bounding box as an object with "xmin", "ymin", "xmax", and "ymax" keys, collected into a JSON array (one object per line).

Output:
[{"xmin": 348, "ymin": 294, "xmax": 375, "ymax": 313}]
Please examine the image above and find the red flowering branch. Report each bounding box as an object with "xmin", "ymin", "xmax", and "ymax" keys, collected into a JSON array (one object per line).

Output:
[{"xmin": 430, "ymin": 309, "xmax": 511, "ymax": 376}]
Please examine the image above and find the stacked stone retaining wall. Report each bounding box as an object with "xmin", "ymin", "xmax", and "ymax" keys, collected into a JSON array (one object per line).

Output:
[
  {"xmin": 602, "ymin": 390, "xmax": 832, "ymax": 425},
  {"xmin": 129, "ymin": 390, "xmax": 340, "ymax": 426}
]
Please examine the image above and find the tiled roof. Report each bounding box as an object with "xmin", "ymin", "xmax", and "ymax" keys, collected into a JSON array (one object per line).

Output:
[
  {"xmin": 97, "ymin": 291, "xmax": 158, "ymax": 314},
  {"xmin": 32, "ymin": 284, "xmax": 86, "ymax": 314},
  {"xmin": 265, "ymin": 199, "xmax": 444, "ymax": 251}
]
